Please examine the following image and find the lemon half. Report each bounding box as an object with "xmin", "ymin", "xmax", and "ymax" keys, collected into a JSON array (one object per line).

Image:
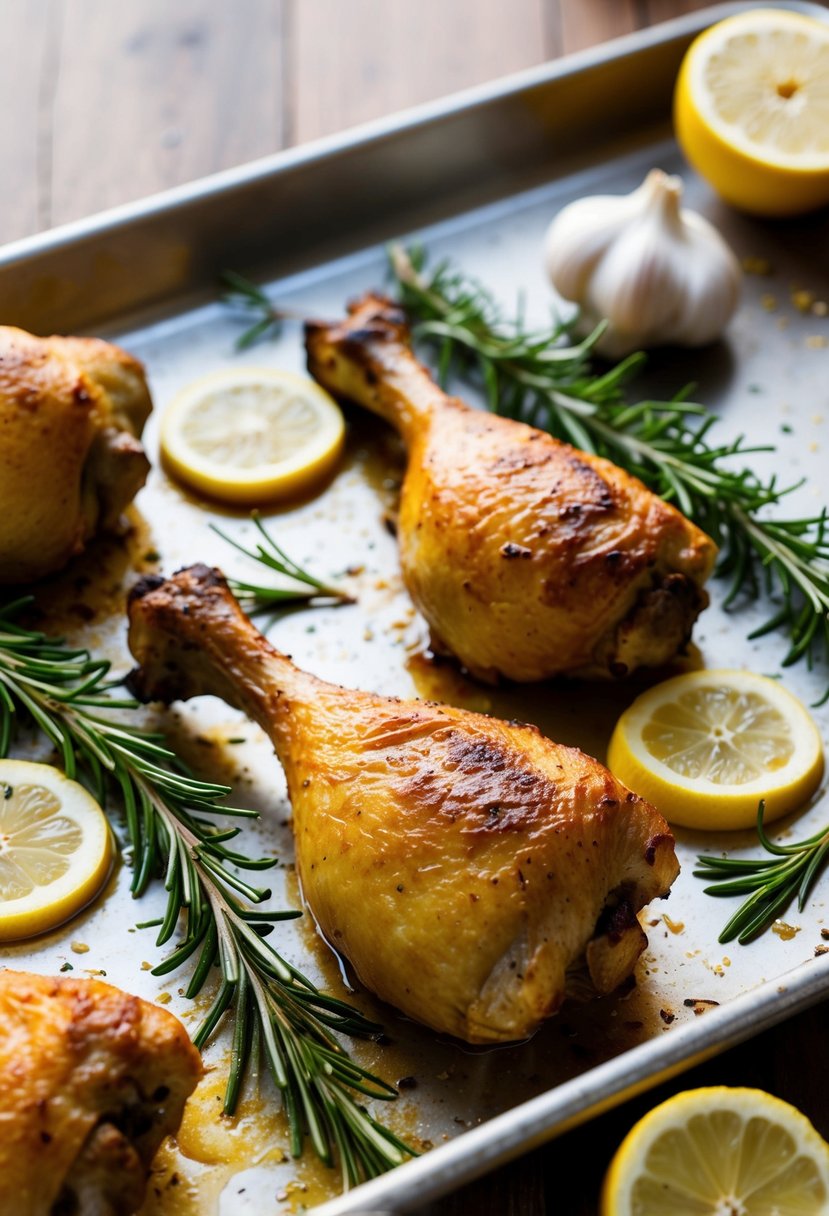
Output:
[
  {"xmin": 160, "ymin": 367, "xmax": 345, "ymax": 505},
  {"xmin": 0, "ymin": 760, "xmax": 112, "ymax": 941},
  {"xmin": 607, "ymin": 670, "xmax": 824, "ymax": 831},
  {"xmin": 601, "ymin": 1087, "xmax": 829, "ymax": 1216},
  {"xmin": 674, "ymin": 8, "xmax": 829, "ymax": 216}
]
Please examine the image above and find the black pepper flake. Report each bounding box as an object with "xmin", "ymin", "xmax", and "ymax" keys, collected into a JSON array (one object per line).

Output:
[
  {"xmin": 397, "ymin": 1076, "xmax": 417, "ymax": 1090},
  {"xmin": 659, "ymin": 1009, "xmax": 675, "ymax": 1025},
  {"xmin": 500, "ymin": 542, "xmax": 533, "ymax": 559},
  {"xmin": 683, "ymin": 998, "xmax": 720, "ymax": 1015},
  {"xmin": 396, "ymin": 883, "xmax": 404, "ymax": 893},
  {"xmin": 3, "ymin": 785, "xmax": 12, "ymax": 799}
]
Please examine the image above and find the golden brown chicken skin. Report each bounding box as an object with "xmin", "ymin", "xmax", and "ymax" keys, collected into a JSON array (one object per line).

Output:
[
  {"xmin": 305, "ymin": 296, "xmax": 717, "ymax": 683},
  {"xmin": 127, "ymin": 565, "xmax": 679, "ymax": 1045},
  {"xmin": 0, "ymin": 327, "xmax": 152, "ymax": 585},
  {"xmin": 0, "ymin": 969, "xmax": 201, "ymax": 1216}
]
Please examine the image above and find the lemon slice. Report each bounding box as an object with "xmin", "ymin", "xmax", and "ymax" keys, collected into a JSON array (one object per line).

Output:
[
  {"xmin": 607, "ymin": 670, "xmax": 824, "ymax": 831},
  {"xmin": 0, "ymin": 760, "xmax": 112, "ymax": 941},
  {"xmin": 601, "ymin": 1087, "xmax": 829, "ymax": 1216},
  {"xmin": 160, "ymin": 368, "xmax": 345, "ymax": 505},
  {"xmin": 674, "ymin": 8, "xmax": 829, "ymax": 216}
]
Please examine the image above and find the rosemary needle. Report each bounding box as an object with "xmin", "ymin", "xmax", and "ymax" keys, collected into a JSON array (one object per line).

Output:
[{"xmin": 0, "ymin": 598, "xmax": 412, "ymax": 1184}]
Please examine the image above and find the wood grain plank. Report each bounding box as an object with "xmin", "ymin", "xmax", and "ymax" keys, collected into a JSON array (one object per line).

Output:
[
  {"xmin": 428, "ymin": 1154, "xmax": 547, "ymax": 1215},
  {"xmin": 48, "ymin": 0, "xmax": 284, "ymax": 229},
  {"xmin": 646, "ymin": 0, "xmax": 725, "ymax": 22},
  {"xmin": 550, "ymin": 0, "xmax": 643, "ymax": 57},
  {"xmin": 0, "ymin": 0, "xmax": 56, "ymax": 244},
  {"xmin": 289, "ymin": 0, "xmax": 546, "ymax": 145}
]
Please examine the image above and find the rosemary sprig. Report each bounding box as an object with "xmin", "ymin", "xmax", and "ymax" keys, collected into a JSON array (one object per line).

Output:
[
  {"xmin": 220, "ymin": 271, "xmax": 298, "ymax": 350},
  {"xmin": 389, "ymin": 245, "xmax": 829, "ymax": 699},
  {"xmin": 0, "ymin": 598, "xmax": 411, "ymax": 1185},
  {"xmin": 212, "ymin": 512, "xmax": 353, "ymax": 615},
  {"xmin": 694, "ymin": 801, "xmax": 829, "ymax": 944}
]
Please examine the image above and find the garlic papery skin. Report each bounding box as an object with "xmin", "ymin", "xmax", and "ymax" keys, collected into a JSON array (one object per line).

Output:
[{"xmin": 543, "ymin": 169, "xmax": 742, "ymax": 357}]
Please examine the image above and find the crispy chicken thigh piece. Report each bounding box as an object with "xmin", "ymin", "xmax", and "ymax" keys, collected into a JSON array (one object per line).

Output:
[
  {"xmin": 127, "ymin": 565, "xmax": 679, "ymax": 1045},
  {"xmin": 305, "ymin": 296, "xmax": 717, "ymax": 683},
  {"xmin": 0, "ymin": 327, "xmax": 152, "ymax": 585},
  {"xmin": 0, "ymin": 969, "xmax": 201, "ymax": 1216}
]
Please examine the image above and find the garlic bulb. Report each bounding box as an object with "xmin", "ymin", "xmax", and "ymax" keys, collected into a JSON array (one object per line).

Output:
[{"xmin": 543, "ymin": 169, "xmax": 741, "ymax": 357}]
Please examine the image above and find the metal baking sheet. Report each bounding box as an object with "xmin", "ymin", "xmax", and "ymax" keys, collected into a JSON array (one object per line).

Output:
[{"xmin": 2, "ymin": 4, "xmax": 829, "ymax": 1213}]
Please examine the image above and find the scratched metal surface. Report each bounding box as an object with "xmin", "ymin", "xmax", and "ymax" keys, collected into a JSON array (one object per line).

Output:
[{"xmin": 1, "ymin": 5, "xmax": 828, "ymax": 1214}]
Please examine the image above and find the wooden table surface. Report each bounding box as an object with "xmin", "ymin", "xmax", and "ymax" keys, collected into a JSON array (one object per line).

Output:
[{"xmin": 2, "ymin": 2, "xmax": 827, "ymax": 1213}]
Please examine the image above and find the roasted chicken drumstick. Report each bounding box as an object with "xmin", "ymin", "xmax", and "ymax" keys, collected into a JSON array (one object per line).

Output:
[
  {"xmin": 0, "ymin": 969, "xmax": 201, "ymax": 1216},
  {"xmin": 0, "ymin": 327, "xmax": 152, "ymax": 585},
  {"xmin": 306, "ymin": 296, "xmax": 716, "ymax": 683},
  {"xmin": 127, "ymin": 566, "xmax": 679, "ymax": 1045}
]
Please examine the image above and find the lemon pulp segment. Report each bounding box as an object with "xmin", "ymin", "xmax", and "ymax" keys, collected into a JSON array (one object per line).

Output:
[
  {"xmin": 601, "ymin": 1087, "xmax": 829, "ymax": 1216},
  {"xmin": 607, "ymin": 670, "xmax": 824, "ymax": 831},
  {"xmin": 160, "ymin": 368, "xmax": 345, "ymax": 505},
  {"xmin": 674, "ymin": 9, "xmax": 829, "ymax": 216},
  {"xmin": 0, "ymin": 760, "xmax": 112, "ymax": 941},
  {"xmin": 641, "ymin": 686, "xmax": 794, "ymax": 784}
]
